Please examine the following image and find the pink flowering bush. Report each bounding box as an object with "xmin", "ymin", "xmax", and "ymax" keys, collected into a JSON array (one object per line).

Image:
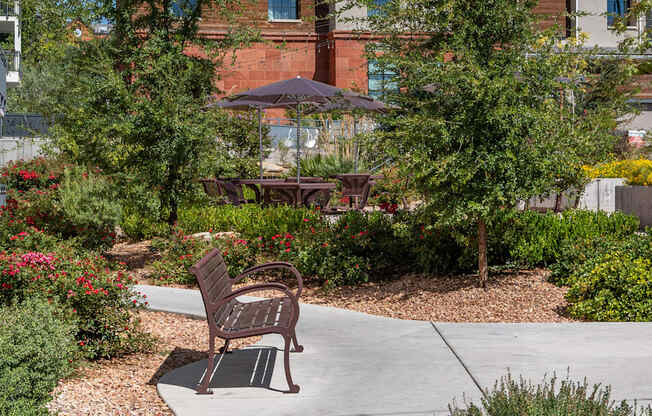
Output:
[{"xmin": 0, "ymin": 249, "xmax": 153, "ymax": 359}]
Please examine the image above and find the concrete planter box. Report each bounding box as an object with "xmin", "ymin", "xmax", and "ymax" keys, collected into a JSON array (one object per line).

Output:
[
  {"xmin": 615, "ymin": 186, "xmax": 652, "ymax": 229},
  {"xmin": 523, "ymin": 178, "xmax": 627, "ymax": 213}
]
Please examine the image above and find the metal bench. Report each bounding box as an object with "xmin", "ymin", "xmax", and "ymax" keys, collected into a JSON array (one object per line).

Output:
[{"xmin": 190, "ymin": 248, "xmax": 304, "ymax": 394}]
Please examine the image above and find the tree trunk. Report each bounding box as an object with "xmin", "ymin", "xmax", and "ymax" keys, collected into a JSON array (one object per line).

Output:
[
  {"xmin": 167, "ymin": 197, "xmax": 178, "ymax": 227},
  {"xmin": 477, "ymin": 219, "xmax": 488, "ymax": 289},
  {"xmin": 554, "ymin": 193, "xmax": 563, "ymax": 213}
]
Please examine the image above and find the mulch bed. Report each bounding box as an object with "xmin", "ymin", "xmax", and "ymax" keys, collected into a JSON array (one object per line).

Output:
[
  {"xmin": 47, "ymin": 311, "xmax": 259, "ymax": 416},
  {"xmin": 233, "ymin": 268, "xmax": 571, "ymax": 323}
]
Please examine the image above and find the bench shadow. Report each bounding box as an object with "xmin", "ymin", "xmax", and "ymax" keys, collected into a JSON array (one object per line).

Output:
[{"xmin": 150, "ymin": 346, "xmax": 285, "ymax": 392}]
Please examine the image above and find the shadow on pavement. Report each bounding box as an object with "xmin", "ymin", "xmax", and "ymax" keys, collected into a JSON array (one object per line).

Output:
[{"xmin": 153, "ymin": 346, "xmax": 280, "ymax": 391}]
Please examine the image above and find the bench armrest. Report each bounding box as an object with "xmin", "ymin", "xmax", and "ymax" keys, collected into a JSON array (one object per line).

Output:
[
  {"xmin": 234, "ymin": 262, "xmax": 303, "ymax": 299},
  {"xmin": 222, "ymin": 283, "xmax": 300, "ymax": 318}
]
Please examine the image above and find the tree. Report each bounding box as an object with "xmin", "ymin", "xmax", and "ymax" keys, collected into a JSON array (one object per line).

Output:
[
  {"xmin": 6, "ymin": 0, "xmax": 97, "ymax": 114},
  {"xmin": 48, "ymin": 0, "xmax": 263, "ymax": 225},
  {"xmin": 339, "ymin": 0, "xmax": 637, "ymax": 286}
]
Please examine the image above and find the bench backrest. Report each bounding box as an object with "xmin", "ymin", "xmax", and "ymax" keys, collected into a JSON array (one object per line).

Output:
[{"xmin": 190, "ymin": 248, "xmax": 233, "ymax": 323}]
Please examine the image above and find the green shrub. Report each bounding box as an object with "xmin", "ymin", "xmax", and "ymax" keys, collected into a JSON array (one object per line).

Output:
[
  {"xmin": 290, "ymin": 154, "xmax": 359, "ymax": 178},
  {"xmin": 0, "ymin": 298, "xmax": 77, "ymax": 415},
  {"xmin": 566, "ymin": 253, "xmax": 652, "ymax": 321},
  {"xmin": 119, "ymin": 178, "xmax": 169, "ymax": 241},
  {"xmin": 178, "ymin": 204, "xmax": 322, "ymax": 241},
  {"xmin": 54, "ymin": 167, "xmax": 122, "ymax": 249},
  {"xmin": 1, "ymin": 160, "xmax": 122, "ymax": 251},
  {"xmin": 450, "ymin": 373, "xmax": 652, "ymax": 416},
  {"xmin": 0, "ymin": 157, "xmax": 66, "ymax": 192},
  {"xmin": 0, "ymin": 249, "xmax": 153, "ymax": 359},
  {"xmin": 495, "ymin": 210, "xmax": 640, "ymax": 268},
  {"xmin": 550, "ymin": 233, "xmax": 652, "ymax": 286}
]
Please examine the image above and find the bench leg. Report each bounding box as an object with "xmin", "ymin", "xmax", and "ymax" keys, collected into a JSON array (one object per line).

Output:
[
  {"xmin": 219, "ymin": 339, "xmax": 231, "ymax": 354},
  {"xmin": 292, "ymin": 332, "xmax": 304, "ymax": 353},
  {"xmin": 283, "ymin": 336, "xmax": 300, "ymax": 393},
  {"xmin": 197, "ymin": 334, "xmax": 216, "ymax": 395}
]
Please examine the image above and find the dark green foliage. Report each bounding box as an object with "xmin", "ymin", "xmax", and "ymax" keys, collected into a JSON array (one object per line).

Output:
[
  {"xmin": 55, "ymin": 167, "xmax": 122, "ymax": 249},
  {"xmin": 492, "ymin": 210, "xmax": 640, "ymax": 268},
  {"xmin": 0, "ymin": 298, "xmax": 77, "ymax": 415},
  {"xmin": 178, "ymin": 204, "xmax": 323, "ymax": 242},
  {"xmin": 562, "ymin": 233, "xmax": 652, "ymax": 321},
  {"xmin": 449, "ymin": 373, "xmax": 652, "ymax": 416}
]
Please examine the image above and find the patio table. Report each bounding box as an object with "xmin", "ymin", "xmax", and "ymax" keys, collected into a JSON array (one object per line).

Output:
[{"xmin": 260, "ymin": 182, "xmax": 336, "ymax": 208}]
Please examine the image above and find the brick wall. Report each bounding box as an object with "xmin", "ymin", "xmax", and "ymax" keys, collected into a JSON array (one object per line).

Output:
[
  {"xmin": 533, "ymin": 0, "xmax": 567, "ymax": 30},
  {"xmin": 215, "ymin": 34, "xmax": 321, "ymax": 95},
  {"xmin": 199, "ymin": 0, "xmax": 316, "ymax": 33},
  {"xmin": 329, "ymin": 34, "xmax": 368, "ymax": 92}
]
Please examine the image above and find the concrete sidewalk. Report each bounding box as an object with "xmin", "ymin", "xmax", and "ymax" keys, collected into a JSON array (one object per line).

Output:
[{"xmin": 136, "ymin": 285, "xmax": 652, "ymax": 416}]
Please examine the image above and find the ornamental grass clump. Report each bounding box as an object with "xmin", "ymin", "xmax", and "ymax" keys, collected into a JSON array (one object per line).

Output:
[{"xmin": 449, "ymin": 373, "xmax": 652, "ymax": 416}]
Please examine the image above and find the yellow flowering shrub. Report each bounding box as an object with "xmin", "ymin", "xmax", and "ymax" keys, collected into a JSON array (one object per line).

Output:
[{"xmin": 583, "ymin": 159, "xmax": 652, "ymax": 186}]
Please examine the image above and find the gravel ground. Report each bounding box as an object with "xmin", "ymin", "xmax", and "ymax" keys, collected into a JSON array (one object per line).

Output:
[{"xmin": 47, "ymin": 311, "xmax": 259, "ymax": 416}]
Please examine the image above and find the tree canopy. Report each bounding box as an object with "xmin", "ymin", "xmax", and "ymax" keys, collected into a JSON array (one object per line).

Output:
[{"xmin": 338, "ymin": 0, "xmax": 639, "ymax": 285}]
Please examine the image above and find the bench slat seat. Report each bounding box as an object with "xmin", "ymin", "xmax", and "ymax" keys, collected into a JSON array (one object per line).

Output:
[{"xmin": 190, "ymin": 249, "xmax": 303, "ymax": 394}]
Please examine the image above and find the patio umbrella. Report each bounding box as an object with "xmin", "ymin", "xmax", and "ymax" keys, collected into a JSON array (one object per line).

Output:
[
  {"xmin": 206, "ymin": 99, "xmax": 272, "ymax": 180},
  {"xmin": 220, "ymin": 76, "xmax": 372, "ymax": 183},
  {"xmin": 305, "ymin": 96, "xmax": 395, "ymax": 172}
]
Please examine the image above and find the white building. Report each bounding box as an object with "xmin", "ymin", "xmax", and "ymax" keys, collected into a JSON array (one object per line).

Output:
[
  {"xmin": 570, "ymin": 0, "xmax": 651, "ymax": 132},
  {"xmin": 0, "ymin": 0, "xmax": 21, "ymax": 117}
]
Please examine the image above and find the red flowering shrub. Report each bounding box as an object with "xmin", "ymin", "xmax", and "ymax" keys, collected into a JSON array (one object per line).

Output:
[
  {"xmin": 0, "ymin": 158, "xmax": 65, "ymax": 192},
  {"xmin": 0, "ymin": 249, "xmax": 153, "ymax": 359},
  {"xmin": 1, "ymin": 160, "xmax": 120, "ymax": 250},
  {"xmin": 150, "ymin": 228, "xmax": 259, "ymax": 285}
]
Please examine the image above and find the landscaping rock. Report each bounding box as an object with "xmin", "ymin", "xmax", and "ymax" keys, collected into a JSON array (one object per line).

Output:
[{"xmin": 189, "ymin": 232, "xmax": 238, "ymax": 241}]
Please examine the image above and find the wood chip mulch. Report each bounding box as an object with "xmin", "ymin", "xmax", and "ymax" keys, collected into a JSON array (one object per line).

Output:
[
  {"xmin": 233, "ymin": 268, "xmax": 571, "ymax": 323},
  {"xmin": 47, "ymin": 311, "xmax": 259, "ymax": 416}
]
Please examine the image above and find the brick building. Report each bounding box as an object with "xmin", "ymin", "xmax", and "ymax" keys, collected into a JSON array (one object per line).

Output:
[{"xmin": 201, "ymin": 0, "xmax": 567, "ymax": 96}]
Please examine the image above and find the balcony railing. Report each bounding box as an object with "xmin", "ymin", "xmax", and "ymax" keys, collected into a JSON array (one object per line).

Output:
[
  {"xmin": 2, "ymin": 49, "xmax": 19, "ymax": 73},
  {"xmin": 0, "ymin": 53, "xmax": 6, "ymax": 117},
  {"xmin": 0, "ymin": 1, "xmax": 18, "ymax": 17}
]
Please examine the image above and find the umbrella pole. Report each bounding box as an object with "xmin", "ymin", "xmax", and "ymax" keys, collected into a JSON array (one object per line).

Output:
[
  {"xmin": 353, "ymin": 118, "xmax": 358, "ymax": 173},
  {"xmin": 296, "ymin": 103, "xmax": 301, "ymax": 183},
  {"xmin": 258, "ymin": 106, "xmax": 264, "ymax": 180}
]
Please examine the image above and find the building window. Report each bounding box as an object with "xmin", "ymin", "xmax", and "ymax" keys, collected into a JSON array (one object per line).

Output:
[
  {"xmin": 171, "ymin": 0, "xmax": 198, "ymax": 17},
  {"xmin": 269, "ymin": 0, "xmax": 299, "ymax": 20},
  {"xmin": 368, "ymin": 60, "xmax": 397, "ymax": 99},
  {"xmin": 607, "ymin": 0, "xmax": 631, "ymax": 27},
  {"xmin": 368, "ymin": 0, "xmax": 389, "ymax": 17}
]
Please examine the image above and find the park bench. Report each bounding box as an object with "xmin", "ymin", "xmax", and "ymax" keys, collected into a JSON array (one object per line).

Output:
[{"xmin": 190, "ymin": 248, "xmax": 304, "ymax": 394}]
